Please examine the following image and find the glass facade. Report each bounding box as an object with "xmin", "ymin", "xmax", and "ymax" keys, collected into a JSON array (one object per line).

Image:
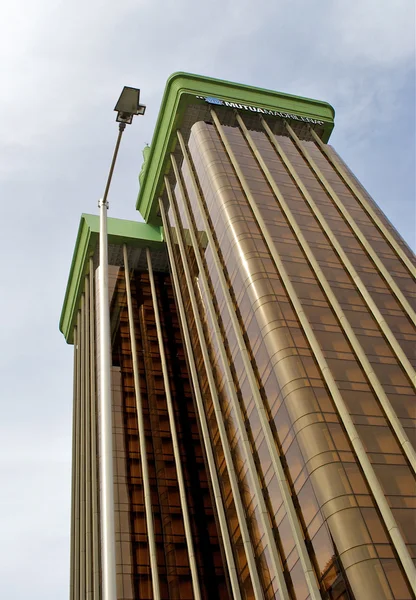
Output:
[
  {"xmin": 72, "ymin": 260, "xmax": 230, "ymax": 600},
  {"xmin": 64, "ymin": 78, "xmax": 416, "ymax": 600},
  {"xmin": 159, "ymin": 112, "xmax": 415, "ymax": 600}
]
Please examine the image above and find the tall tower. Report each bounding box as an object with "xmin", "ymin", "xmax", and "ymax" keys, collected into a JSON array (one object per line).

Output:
[{"xmin": 61, "ymin": 73, "xmax": 416, "ymax": 600}]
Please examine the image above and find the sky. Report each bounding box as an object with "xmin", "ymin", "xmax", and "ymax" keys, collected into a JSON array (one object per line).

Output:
[{"xmin": 0, "ymin": 1, "xmax": 414, "ymax": 598}]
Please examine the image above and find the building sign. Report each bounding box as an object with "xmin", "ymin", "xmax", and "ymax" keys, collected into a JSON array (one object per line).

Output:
[{"xmin": 195, "ymin": 95, "xmax": 325, "ymax": 126}]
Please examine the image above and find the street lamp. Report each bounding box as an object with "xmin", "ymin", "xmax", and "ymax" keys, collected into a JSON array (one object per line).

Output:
[
  {"xmin": 98, "ymin": 86, "xmax": 145, "ymax": 600},
  {"xmin": 114, "ymin": 86, "xmax": 146, "ymax": 123}
]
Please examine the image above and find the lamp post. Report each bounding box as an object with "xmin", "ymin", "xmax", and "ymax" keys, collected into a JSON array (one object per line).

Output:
[{"xmin": 98, "ymin": 87, "xmax": 145, "ymax": 600}]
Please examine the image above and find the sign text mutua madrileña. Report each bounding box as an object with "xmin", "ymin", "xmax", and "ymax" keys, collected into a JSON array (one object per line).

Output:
[{"xmin": 196, "ymin": 95, "xmax": 325, "ymax": 126}]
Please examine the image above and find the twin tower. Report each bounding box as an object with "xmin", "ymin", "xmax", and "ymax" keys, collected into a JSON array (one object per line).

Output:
[{"xmin": 60, "ymin": 73, "xmax": 416, "ymax": 600}]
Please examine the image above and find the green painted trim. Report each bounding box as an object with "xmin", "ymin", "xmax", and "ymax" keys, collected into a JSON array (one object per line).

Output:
[
  {"xmin": 136, "ymin": 72, "xmax": 335, "ymax": 224},
  {"xmin": 59, "ymin": 214, "xmax": 163, "ymax": 344}
]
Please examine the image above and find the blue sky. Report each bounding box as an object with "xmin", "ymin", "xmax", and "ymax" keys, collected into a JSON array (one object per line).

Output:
[{"xmin": 0, "ymin": 1, "xmax": 414, "ymax": 598}]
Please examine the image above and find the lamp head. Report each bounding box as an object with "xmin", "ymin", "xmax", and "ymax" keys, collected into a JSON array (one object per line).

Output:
[{"xmin": 114, "ymin": 86, "xmax": 146, "ymax": 124}]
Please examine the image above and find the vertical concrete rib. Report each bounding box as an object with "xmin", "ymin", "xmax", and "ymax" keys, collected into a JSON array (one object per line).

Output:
[
  {"xmin": 70, "ymin": 326, "xmax": 79, "ymax": 600},
  {"xmin": 122, "ymin": 245, "xmax": 160, "ymax": 600},
  {"xmin": 285, "ymin": 123, "xmax": 416, "ymax": 327},
  {"xmin": 261, "ymin": 119, "xmax": 416, "ymax": 389},
  {"xmin": 170, "ymin": 150, "xmax": 294, "ymax": 600},
  {"xmin": 236, "ymin": 114, "xmax": 416, "ymax": 471},
  {"xmin": 158, "ymin": 202, "xmax": 242, "ymax": 600},
  {"xmin": 145, "ymin": 247, "xmax": 202, "ymax": 600},
  {"xmin": 159, "ymin": 199, "xmax": 264, "ymax": 600},
  {"xmin": 89, "ymin": 258, "xmax": 101, "ymax": 599},
  {"xmin": 85, "ymin": 277, "xmax": 93, "ymax": 599},
  {"xmin": 74, "ymin": 311, "xmax": 82, "ymax": 599},
  {"xmin": 80, "ymin": 294, "xmax": 86, "ymax": 599},
  {"xmin": 211, "ymin": 108, "xmax": 416, "ymax": 595},
  {"xmin": 309, "ymin": 127, "xmax": 416, "ymax": 279}
]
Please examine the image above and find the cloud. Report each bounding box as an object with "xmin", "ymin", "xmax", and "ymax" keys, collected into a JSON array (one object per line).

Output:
[
  {"xmin": 327, "ymin": 0, "xmax": 415, "ymax": 66},
  {"xmin": 0, "ymin": 461, "xmax": 70, "ymax": 600},
  {"xmin": 0, "ymin": 1, "xmax": 414, "ymax": 597}
]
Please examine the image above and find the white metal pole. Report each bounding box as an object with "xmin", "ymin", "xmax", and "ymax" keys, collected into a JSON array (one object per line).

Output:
[
  {"xmin": 97, "ymin": 121, "xmax": 126, "ymax": 600},
  {"xmin": 98, "ymin": 196, "xmax": 117, "ymax": 600}
]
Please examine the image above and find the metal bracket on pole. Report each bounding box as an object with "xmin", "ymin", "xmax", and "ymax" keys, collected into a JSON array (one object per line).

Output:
[{"xmin": 98, "ymin": 198, "xmax": 109, "ymax": 209}]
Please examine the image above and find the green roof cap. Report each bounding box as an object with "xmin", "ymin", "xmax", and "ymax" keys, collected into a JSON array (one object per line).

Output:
[
  {"xmin": 136, "ymin": 71, "xmax": 335, "ymax": 224},
  {"xmin": 59, "ymin": 214, "xmax": 163, "ymax": 344}
]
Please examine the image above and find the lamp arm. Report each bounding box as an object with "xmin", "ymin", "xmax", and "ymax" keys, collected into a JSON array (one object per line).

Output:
[{"xmin": 100, "ymin": 122, "xmax": 126, "ymax": 209}]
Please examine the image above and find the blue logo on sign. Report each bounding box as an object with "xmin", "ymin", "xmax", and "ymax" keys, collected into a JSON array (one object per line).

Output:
[{"xmin": 205, "ymin": 97, "xmax": 224, "ymax": 106}]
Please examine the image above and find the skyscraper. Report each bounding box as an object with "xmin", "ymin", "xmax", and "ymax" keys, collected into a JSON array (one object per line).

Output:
[{"xmin": 60, "ymin": 73, "xmax": 416, "ymax": 600}]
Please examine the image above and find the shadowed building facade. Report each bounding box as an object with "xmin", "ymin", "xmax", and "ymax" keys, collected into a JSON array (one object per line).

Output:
[{"xmin": 60, "ymin": 73, "xmax": 416, "ymax": 600}]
